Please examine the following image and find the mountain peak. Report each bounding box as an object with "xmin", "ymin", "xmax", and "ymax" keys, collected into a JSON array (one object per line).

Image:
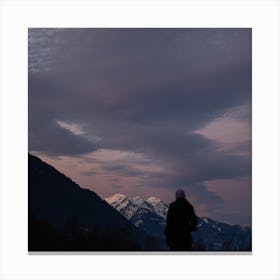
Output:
[
  {"xmin": 147, "ymin": 196, "xmax": 162, "ymax": 204},
  {"xmin": 131, "ymin": 196, "xmax": 146, "ymax": 206},
  {"xmin": 105, "ymin": 193, "xmax": 127, "ymax": 203}
]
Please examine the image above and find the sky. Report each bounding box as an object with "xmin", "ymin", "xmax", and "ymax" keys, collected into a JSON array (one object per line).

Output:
[{"xmin": 28, "ymin": 28, "xmax": 251, "ymax": 225}]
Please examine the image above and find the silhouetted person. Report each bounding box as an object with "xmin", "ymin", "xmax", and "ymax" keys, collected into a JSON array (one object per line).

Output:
[{"xmin": 165, "ymin": 189, "xmax": 197, "ymax": 251}]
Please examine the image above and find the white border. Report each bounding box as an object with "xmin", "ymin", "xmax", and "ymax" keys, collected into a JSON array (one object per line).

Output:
[{"xmin": 1, "ymin": 0, "xmax": 279, "ymax": 279}]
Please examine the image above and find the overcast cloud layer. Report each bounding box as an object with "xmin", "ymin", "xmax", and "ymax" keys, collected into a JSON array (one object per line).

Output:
[{"xmin": 29, "ymin": 28, "xmax": 251, "ymax": 225}]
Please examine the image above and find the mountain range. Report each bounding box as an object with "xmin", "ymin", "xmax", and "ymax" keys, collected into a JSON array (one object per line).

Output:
[
  {"xmin": 29, "ymin": 153, "xmax": 251, "ymax": 251},
  {"xmin": 105, "ymin": 193, "xmax": 252, "ymax": 251}
]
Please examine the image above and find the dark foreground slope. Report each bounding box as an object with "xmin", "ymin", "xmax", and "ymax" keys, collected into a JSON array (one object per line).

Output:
[{"xmin": 28, "ymin": 153, "xmax": 156, "ymax": 251}]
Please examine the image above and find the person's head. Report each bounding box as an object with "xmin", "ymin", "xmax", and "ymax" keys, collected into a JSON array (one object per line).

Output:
[{"xmin": 175, "ymin": 189, "xmax": 185, "ymax": 200}]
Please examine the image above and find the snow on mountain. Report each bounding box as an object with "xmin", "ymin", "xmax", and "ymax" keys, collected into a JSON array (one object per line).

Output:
[
  {"xmin": 105, "ymin": 193, "xmax": 139, "ymax": 219},
  {"xmin": 146, "ymin": 196, "xmax": 168, "ymax": 219},
  {"xmin": 105, "ymin": 194, "xmax": 168, "ymax": 221},
  {"xmin": 193, "ymin": 217, "xmax": 251, "ymax": 251},
  {"xmin": 105, "ymin": 194, "xmax": 168, "ymax": 249},
  {"xmin": 104, "ymin": 193, "xmax": 252, "ymax": 251}
]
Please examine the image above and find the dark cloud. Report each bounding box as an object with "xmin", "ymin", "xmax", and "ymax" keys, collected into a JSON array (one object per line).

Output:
[
  {"xmin": 28, "ymin": 121, "xmax": 98, "ymax": 156},
  {"xmin": 29, "ymin": 28, "xmax": 251, "ymax": 129},
  {"xmin": 186, "ymin": 183, "xmax": 224, "ymax": 208},
  {"xmin": 29, "ymin": 28, "xmax": 251, "ymax": 222},
  {"xmin": 101, "ymin": 162, "xmax": 162, "ymax": 179}
]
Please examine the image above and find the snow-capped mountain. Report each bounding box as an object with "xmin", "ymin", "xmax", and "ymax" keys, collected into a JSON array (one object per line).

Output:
[
  {"xmin": 105, "ymin": 193, "xmax": 167, "ymax": 249},
  {"xmin": 193, "ymin": 217, "xmax": 251, "ymax": 251},
  {"xmin": 105, "ymin": 193, "xmax": 252, "ymax": 251},
  {"xmin": 146, "ymin": 196, "xmax": 168, "ymax": 219}
]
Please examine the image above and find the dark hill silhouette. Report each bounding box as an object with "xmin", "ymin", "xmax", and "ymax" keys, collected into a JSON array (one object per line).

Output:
[{"xmin": 28, "ymin": 153, "xmax": 156, "ymax": 251}]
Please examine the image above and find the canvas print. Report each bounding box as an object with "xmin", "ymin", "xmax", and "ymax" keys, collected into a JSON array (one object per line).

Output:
[{"xmin": 28, "ymin": 28, "xmax": 252, "ymax": 252}]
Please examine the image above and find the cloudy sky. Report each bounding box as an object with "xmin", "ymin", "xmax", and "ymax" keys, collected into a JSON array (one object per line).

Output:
[{"xmin": 28, "ymin": 28, "xmax": 251, "ymax": 225}]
